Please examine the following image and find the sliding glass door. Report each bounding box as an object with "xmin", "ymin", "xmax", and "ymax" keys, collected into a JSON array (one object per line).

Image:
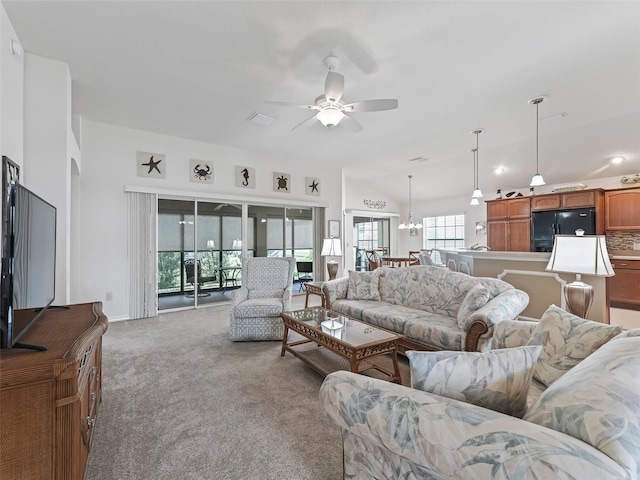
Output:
[
  {"xmin": 158, "ymin": 199, "xmax": 316, "ymax": 311},
  {"xmin": 353, "ymin": 216, "xmax": 390, "ymax": 271},
  {"xmin": 158, "ymin": 199, "xmax": 247, "ymax": 311}
]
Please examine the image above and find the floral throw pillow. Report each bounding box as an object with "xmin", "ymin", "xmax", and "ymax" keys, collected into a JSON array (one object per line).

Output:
[
  {"xmin": 406, "ymin": 346, "xmax": 542, "ymax": 418},
  {"xmin": 526, "ymin": 304, "xmax": 623, "ymax": 387},
  {"xmin": 456, "ymin": 283, "xmax": 491, "ymax": 326},
  {"xmin": 346, "ymin": 270, "xmax": 381, "ymax": 301},
  {"xmin": 524, "ymin": 336, "xmax": 640, "ymax": 474}
]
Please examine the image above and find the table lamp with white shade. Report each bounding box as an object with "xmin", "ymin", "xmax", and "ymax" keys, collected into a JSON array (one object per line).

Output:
[
  {"xmin": 321, "ymin": 237, "xmax": 342, "ymax": 280},
  {"xmin": 545, "ymin": 233, "xmax": 614, "ymax": 318}
]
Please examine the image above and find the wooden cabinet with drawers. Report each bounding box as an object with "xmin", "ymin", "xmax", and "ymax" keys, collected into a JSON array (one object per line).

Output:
[
  {"xmin": 605, "ymin": 188, "xmax": 640, "ymax": 230},
  {"xmin": 486, "ymin": 197, "xmax": 531, "ymax": 251},
  {"xmin": 608, "ymin": 259, "xmax": 640, "ymax": 308},
  {"xmin": 0, "ymin": 302, "xmax": 108, "ymax": 479}
]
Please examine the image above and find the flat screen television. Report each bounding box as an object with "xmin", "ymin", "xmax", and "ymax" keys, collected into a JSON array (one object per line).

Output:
[{"xmin": 1, "ymin": 181, "xmax": 57, "ymax": 350}]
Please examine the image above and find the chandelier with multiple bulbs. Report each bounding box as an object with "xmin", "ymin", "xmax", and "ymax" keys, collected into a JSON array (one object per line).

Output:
[{"xmin": 398, "ymin": 175, "xmax": 423, "ymax": 231}]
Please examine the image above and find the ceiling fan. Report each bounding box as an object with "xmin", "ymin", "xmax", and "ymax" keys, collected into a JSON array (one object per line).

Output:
[{"xmin": 266, "ymin": 55, "xmax": 398, "ymax": 132}]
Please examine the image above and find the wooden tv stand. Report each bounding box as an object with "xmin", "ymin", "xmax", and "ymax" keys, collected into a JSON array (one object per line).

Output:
[{"xmin": 0, "ymin": 302, "xmax": 108, "ymax": 479}]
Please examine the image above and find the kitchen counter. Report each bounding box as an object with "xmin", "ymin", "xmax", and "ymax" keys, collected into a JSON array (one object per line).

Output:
[
  {"xmin": 434, "ymin": 249, "xmax": 551, "ymax": 263},
  {"xmin": 434, "ymin": 248, "xmax": 608, "ymax": 323},
  {"xmin": 608, "ymin": 249, "xmax": 640, "ymax": 260}
]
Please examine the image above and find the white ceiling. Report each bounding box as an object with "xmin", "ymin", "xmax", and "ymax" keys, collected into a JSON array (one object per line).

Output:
[{"xmin": 3, "ymin": 1, "xmax": 640, "ymax": 204}]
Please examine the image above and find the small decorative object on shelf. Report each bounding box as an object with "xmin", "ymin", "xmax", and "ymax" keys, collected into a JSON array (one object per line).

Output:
[
  {"xmin": 529, "ymin": 187, "xmax": 535, "ymax": 196},
  {"xmin": 496, "ymin": 189, "xmax": 502, "ymax": 199},
  {"xmin": 363, "ymin": 199, "xmax": 387, "ymax": 209},
  {"xmin": 620, "ymin": 174, "xmax": 640, "ymax": 185},
  {"xmin": 551, "ymin": 183, "xmax": 587, "ymax": 193}
]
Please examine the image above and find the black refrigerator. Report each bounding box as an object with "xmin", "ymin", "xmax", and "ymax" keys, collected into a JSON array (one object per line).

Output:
[{"xmin": 532, "ymin": 208, "xmax": 596, "ymax": 252}]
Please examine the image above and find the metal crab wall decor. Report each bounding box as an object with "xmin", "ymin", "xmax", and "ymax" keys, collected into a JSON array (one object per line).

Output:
[
  {"xmin": 189, "ymin": 159, "xmax": 214, "ymax": 184},
  {"xmin": 193, "ymin": 164, "xmax": 211, "ymax": 181}
]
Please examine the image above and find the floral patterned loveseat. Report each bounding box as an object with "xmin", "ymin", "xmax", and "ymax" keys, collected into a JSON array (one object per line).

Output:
[
  {"xmin": 320, "ymin": 306, "xmax": 640, "ymax": 479},
  {"xmin": 322, "ymin": 266, "xmax": 529, "ymax": 352}
]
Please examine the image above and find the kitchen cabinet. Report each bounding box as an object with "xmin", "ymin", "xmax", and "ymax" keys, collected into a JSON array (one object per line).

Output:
[
  {"xmin": 608, "ymin": 259, "xmax": 640, "ymax": 308},
  {"xmin": 487, "ymin": 218, "xmax": 531, "ymax": 252},
  {"xmin": 486, "ymin": 198, "xmax": 531, "ymax": 251},
  {"xmin": 531, "ymin": 189, "xmax": 603, "ymax": 211},
  {"xmin": 487, "ymin": 197, "xmax": 531, "ymax": 220},
  {"xmin": 605, "ymin": 188, "xmax": 640, "ymax": 230}
]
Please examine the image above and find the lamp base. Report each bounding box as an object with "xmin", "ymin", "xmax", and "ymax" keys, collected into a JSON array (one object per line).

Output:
[
  {"xmin": 563, "ymin": 281, "xmax": 594, "ymax": 318},
  {"xmin": 327, "ymin": 261, "xmax": 339, "ymax": 280}
]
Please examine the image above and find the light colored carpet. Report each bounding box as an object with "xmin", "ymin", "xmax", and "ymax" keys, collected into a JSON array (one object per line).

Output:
[{"xmin": 86, "ymin": 302, "xmax": 347, "ymax": 480}]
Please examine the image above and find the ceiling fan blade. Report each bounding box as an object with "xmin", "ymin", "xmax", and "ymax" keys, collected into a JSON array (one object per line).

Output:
[
  {"xmin": 344, "ymin": 99, "xmax": 398, "ymax": 112},
  {"xmin": 292, "ymin": 114, "xmax": 319, "ymax": 131},
  {"xmin": 340, "ymin": 114, "xmax": 364, "ymax": 133},
  {"xmin": 265, "ymin": 100, "xmax": 318, "ymax": 110},
  {"xmin": 324, "ymin": 71, "xmax": 344, "ymax": 102}
]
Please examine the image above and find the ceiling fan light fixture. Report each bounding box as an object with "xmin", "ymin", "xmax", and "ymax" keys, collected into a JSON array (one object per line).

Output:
[{"xmin": 317, "ymin": 108, "xmax": 344, "ymax": 127}]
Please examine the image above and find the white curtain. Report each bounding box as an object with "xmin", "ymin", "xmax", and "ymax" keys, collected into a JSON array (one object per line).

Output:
[{"xmin": 127, "ymin": 192, "xmax": 157, "ymax": 319}]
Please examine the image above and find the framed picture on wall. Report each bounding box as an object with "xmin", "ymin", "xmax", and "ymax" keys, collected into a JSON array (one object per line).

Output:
[
  {"xmin": 328, "ymin": 220, "xmax": 340, "ymax": 238},
  {"xmin": 2, "ymin": 156, "xmax": 19, "ymax": 207}
]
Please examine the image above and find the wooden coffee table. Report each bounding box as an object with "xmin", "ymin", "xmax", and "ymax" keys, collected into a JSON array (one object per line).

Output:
[{"xmin": 280, "ymin": 307, "xmax": 403, "ymax": 383}]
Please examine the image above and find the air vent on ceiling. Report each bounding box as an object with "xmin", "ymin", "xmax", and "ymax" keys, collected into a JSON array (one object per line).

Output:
[
  {"xmin": 248, "ymin": 112, "xmax": 276, "ymax": 126},
  {"xmin": 540, "ymin": 112, "xmax": 568, "ymax": 122},
  {"xmin": 408, "ymin": 157, "xmax": 429, "ymax": 162}
]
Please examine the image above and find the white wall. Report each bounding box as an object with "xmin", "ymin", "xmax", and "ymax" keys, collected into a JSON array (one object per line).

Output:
[
  {"xmin": 78, "ymin": 120, "xmax": 343, "ymax": 319},
  {"xmin": 1, "ymin": 4, "xmax": 23, "ymax": 164},
  {"xmin": 23, "ymin": 53, "xmax": 72, "ymax": 305}
]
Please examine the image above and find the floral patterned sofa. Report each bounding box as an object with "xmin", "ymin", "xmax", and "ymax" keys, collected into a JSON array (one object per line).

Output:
[
  {"xmin": 322, "ymin": 266, "xmax": 529, "ymax": 352},
  {"xmin": 320, "ymin": 305, "xmax": 640, "ymax": 479}
]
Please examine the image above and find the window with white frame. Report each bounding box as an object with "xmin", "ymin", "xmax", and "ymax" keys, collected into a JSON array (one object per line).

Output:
[{"xmin": 423, "ymin": 214, "xmax": 465, "ymax": 252}]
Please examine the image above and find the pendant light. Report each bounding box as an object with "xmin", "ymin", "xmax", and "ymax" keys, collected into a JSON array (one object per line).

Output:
[
  {"xmin": 469, "ymin": 147, "xmax": 479, "ymax": 205},
  {"xmin": 471, "ymin": 129, "xmax": 483, "ymax": 201},
  {"xmin": 529, "ymin": 97, "xmax": 546, "ymax": 187},
  {"xmin": 398, "ymin": 175, "xmax": 423, "ymax": 231}
]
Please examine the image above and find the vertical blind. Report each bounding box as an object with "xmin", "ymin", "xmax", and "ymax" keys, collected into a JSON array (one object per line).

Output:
[{"xmin": 128, "ymin": 192, "xmax": 158, "ymax": 319}]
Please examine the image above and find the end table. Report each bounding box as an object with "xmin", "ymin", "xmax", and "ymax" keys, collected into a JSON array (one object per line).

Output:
[{"xmin": 303, "ymin": 281, "xmax": 326, "ymax": 308}]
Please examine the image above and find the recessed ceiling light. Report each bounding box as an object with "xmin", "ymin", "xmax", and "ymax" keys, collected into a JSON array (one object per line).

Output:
[
  {"xmin": 248, "ymin": 112, "xmax": 276, "ymax": 126},
  {"xmin": 610, "ymin": 156, "xmax": 624, "ymax": 165},
  {"xmin": 494, "ymin": 167, "xmax": 504, "ymax": 175},
  {"xmin": 408, "ymin": 157, "xmax": 429, "ymax": 162}
]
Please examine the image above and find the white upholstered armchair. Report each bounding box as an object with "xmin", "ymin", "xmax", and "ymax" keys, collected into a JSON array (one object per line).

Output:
[{"xmin": 229, "ymin": 256, "xmax": 296, "ymax": 341}]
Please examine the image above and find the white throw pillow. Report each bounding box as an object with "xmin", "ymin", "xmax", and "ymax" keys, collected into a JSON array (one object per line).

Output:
[
  {"xmin": 526, "ymin": 304, "xmax": 623, "ymax": 387},
  {"xmin": 346, "ymin": 270, "xmax": 381, "ymax": 301},
  {"xmin": 407, "ymin": 346, "xmax": 542, "ymax": 418}
]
